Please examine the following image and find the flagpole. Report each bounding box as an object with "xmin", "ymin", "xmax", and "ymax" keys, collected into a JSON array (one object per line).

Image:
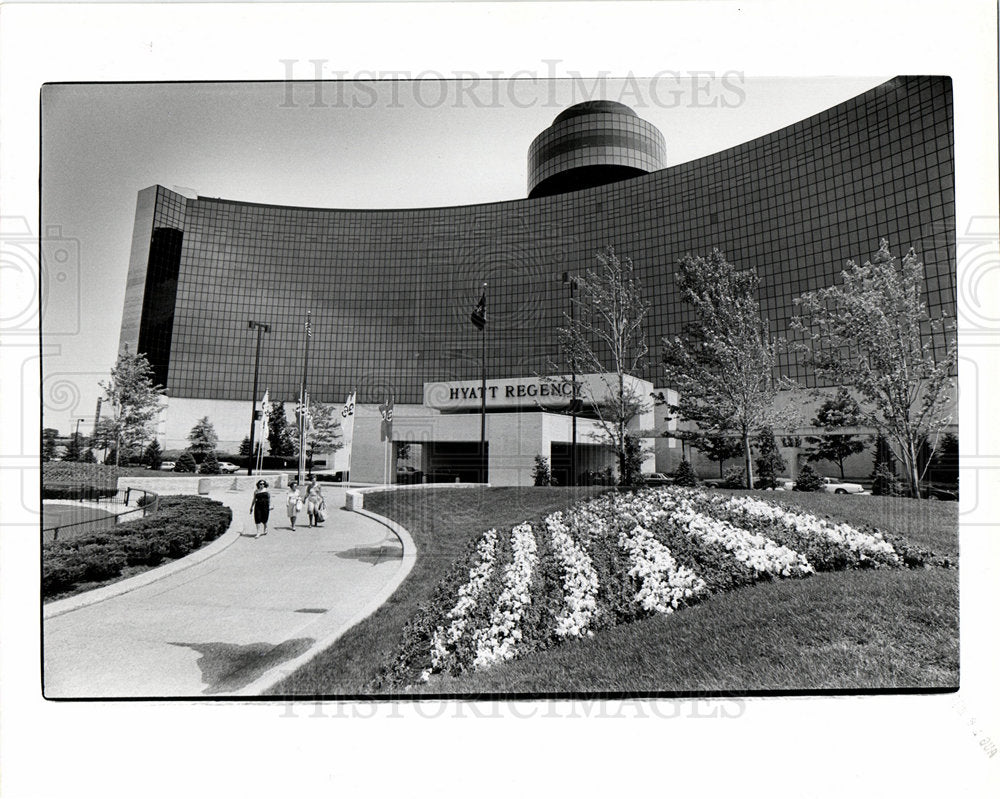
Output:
[
  {"xmin": 246, "ymin": 320, "xmax": 269, "ymax": 476},
  {"xmin": 298, "ymin": 310, "xmax": 312, "ymax": 486},
  {"xmin": 480, "ymin": 281, "xmax": 487, "ymax": 483}
]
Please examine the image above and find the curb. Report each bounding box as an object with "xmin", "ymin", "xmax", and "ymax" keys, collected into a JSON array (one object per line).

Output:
[
  {"xmin": 43, "ymin": 509, "xmax": 244, "ymax": 620},
  {"xmin": 230, "ymin": 503, "xmax": 419, "ymax": 697}
]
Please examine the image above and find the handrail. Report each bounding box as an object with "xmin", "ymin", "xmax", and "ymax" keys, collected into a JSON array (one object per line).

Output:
[{"xmin": 42, "ymin": 485, "xmax": 160, "ymax": 542}]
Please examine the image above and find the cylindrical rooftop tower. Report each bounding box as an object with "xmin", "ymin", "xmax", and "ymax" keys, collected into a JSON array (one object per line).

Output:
[{"xmin": 527, "ymin": 100, "xmax": 666, "ymax": 198}]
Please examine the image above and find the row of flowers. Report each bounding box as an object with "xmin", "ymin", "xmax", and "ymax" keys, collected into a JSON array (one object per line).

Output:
[{"xmin": 378, "ymin": 486, "xmax": 924, "ymax": 688}]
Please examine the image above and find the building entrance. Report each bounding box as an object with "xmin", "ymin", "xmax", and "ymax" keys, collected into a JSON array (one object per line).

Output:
[{"xmin": 412, "ymin": 441, "xmax": 489, "ymax": 484}]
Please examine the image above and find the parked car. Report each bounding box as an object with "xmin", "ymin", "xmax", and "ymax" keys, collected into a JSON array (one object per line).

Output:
[
  {"xmin": 159, "ymin": 461, "xmax": 176, "ymax": 471},
  {"xmin": 217, "ymin": 461, "xmax": 240, "ymax": 474},
  {"xmin": 644, "ymin": 472, "xmax": 673, "ymax": 487},
  {"xmin": 819, "ymin": 477, "xmax": 869, "ymax": 495},
  {"xmin": 396, "ymin": 465, "xmax": 423, "ymax": 484}
]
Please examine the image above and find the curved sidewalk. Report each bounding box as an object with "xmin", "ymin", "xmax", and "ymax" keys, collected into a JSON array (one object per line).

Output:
[{"xmin": 42, "ymin": 484, "xmax": 409, "ymax": 698}]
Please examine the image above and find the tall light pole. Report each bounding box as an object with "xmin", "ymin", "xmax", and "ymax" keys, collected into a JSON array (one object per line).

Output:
[
  {"xmin": 297, "ymin": 311, "xmax": 312, "ymax": 487},
  {"xmin": 562, "ymin": 271, "xmax": 578, "ymax": 486},
  {"xmin": 74, "ymin": 417, "xmax": 85, "ymax": 462},
  {"xmin": 247, "ymin": 320, "xmax": 270, "ymax": 476}
]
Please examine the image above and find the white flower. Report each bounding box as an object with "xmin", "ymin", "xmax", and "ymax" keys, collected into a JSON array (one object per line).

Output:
[{"xmin": 545, "ymin": 511, "xmax": 601, "ymax": 638}]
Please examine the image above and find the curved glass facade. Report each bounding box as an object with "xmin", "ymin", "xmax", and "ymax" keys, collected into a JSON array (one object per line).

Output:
[{"xmin": 120, "ymin": 76, "xmax": 955, "ymax": 407}]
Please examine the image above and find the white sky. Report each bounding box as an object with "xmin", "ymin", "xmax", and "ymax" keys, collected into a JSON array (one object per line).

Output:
[{"xmin": 41, "ymin": 75, "xmax": 887, "ymax": 433}]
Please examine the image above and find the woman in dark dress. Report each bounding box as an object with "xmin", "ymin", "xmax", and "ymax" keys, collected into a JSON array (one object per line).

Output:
[{"xmin": 250, "ymin": 479, "xmax": 271, "ymax": 538}]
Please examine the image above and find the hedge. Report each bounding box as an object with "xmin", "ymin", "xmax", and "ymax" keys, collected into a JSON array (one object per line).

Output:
[
  {"xmin": 42, "ymin": 495, "xmax": 232, "ymax": 598},
  {"xmin": 43, "ymin": 484, "xmax": 119, "ymax": 501}
]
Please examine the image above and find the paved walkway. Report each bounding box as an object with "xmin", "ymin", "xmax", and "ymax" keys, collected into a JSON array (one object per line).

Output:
[{"xmin": 43, "ymin": 484, "xmax": 407, "ymax": 698}]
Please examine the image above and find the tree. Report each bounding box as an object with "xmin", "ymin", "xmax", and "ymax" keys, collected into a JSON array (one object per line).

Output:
[
  {"xmin": 144, "ymin": 439, "xmax": 163, "ymax": 470},
  {"xmin": 673, "ymin": 459, "xmax": 699, "ymax": 487},
  {"xmin": 754, "ymin": 427, "xmax": 787, "ymax": 490},
  {"xmin": 805, "ymin": 388, "xmax": 867, "ymax": 478},
  {"xmin": 661, "ymin": 248, "xmax": 796, "ymax": 490},
  {"xmin": 238, "ymin": 436, "xmax": 253, "ymax": 458},
  {"xmin": 794, "ymin": 463, "xmax": 824, "ymax": 492},
  {"xmin": 554, "ymin": 245, "xmax": 651, "ymax": 486},
  {"xmin": 174, "ymin": 451, "xmax": 197, "ymax": 472},
  {"xmin": 267, "ymin": 401, "xmax": 296, "ymax": 457},
  {"xmin": 793, "ymin": 239, "xmax": 957, "ymax": 497},
  {"xmin": 99, "ymin": 350, "xmax": 163, "ymax": 467},
  {"xmin": 687, "ymin": 431, "xmax": 744, "ymax": 479},
  {"xmin": 64, "ymin": 432, "xmax": 83, "ymax": 462},
  {"xmin": 305, "ymin": 401, "xmax": 345, "ymax": 456},
  {"xmin": 532, "ymin": 454, "xmax": 553, "ymax": 486},
  {"xmin": 187, "ymin": 416, "xmax": 219, "ymax": 462},
  {"xmin": 42, "ymin": 428, "xmax": 59, "ymax": 462},
  {"xmin": 870, "ymin": 434, "xmax": 902, "ymax": 496},
  {"xmin": 622, "ymin": 433, "xmax": 648, "ymax": 487},
  {"xmin": 200, "ymin": 450, "xmax": 221, "ymax": 474}
]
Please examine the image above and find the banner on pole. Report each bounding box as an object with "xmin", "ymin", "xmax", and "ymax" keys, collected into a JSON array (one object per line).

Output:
[{"xmin": 379, "ymin": 393, "xmax": 394, "ymax": 442}]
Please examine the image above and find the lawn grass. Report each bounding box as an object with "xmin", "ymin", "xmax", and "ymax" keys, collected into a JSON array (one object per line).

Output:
[
  {"xmin": 267, "ymin": 486, "xmax": 958, "ymax": 697},
  {"xmin": 41, "ymin": 504, "xmax": 117, "ymax": 543}
]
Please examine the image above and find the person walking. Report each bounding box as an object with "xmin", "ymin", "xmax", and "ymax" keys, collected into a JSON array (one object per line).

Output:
[
  {"xmin": 305, "ymin": 479, "xmax": 325, "ymax": 527},
  {"xmin": 249, "ymin": 479, "xmax": 271, "ymax": 538},
  {"xmin": 286, "ymin": 481, "xmax": 303, "ymax": 530}
]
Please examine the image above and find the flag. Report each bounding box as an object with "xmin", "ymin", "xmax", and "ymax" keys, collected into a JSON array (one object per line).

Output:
[
  {"xmin": 470, "ymin": 292, "xmax": 486, "ymax": 330},
  {"xmin": 259, "ymin": 389, "xmax": 270, "ymax": 443},
  {"xmin": 341, "ymin": 392, "xmax": 355, "ymax": 419},
  {"xmin": 379, "ymin": 393, "xmax": 394, "ymax": 442}
]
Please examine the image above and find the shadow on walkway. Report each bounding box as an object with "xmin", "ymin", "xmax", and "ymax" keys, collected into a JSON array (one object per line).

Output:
[
  {"xmin": 170, "ymin": 638, "xmax": 315, "ymax": 694},
  {"xmin": 335, "ymin": 544, "xmax": 403, "ymax": 566}
]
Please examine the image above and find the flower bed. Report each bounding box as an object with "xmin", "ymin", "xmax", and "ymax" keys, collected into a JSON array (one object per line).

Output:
[{"xmin": 377, "ymin": 485, "xmax": 927, "ymax": 688}]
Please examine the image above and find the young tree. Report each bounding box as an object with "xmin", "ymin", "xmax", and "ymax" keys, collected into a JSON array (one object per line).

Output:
[
  {"xmin": 42, "ymin": 428, "xmax": 59, "ymax": 462},
  {"xmin": 532, "ymin": 454, "xmax": 553, "ymax": 486},
  {"xmin": 174, "ymin": 451, "xmax": 197, "ymax": 473},
  {"xmin": 305, "ymin": 401, "xmax": 345, "ymax": 456},
  {"xmin": 200, "ymin": 450, "xmax": 221, "ymax": 474},
  {"xmin": 688, "ymin": 431, "xmax": 744, "ymax": 479},
  {"xmin": 554, "ymin": 245, "xmax": 651, "ymax": 486},
  {"xmin": 805, "ymin": 388, "xmax": 867, "ymax": 479},
  {"xmin": 661, "ymin": 248, "xmax": 796, "ymax": 489},
  {"xmin": 238, "ymin": 436, "xmax": 253, "ymax": 458},
  {"xmin": 64, "ymin": 432, "xmax": 83, "ymax": 462},
  {"xmin": 143, "ymin": 439, "xmax": 163, "ymax": 470},
  {"xmin": 99, "ymin": 350, "xmax": 163, "ymax": 467},
  {"xmin": 187, "ymin": 416, "xmax": 219, "ymax": 462},
  {"xmin": 267, "ymin": 401, "xmax": 296, "ymax": 457},
  {"xmin": 754, "ymin": 427, "xmax": 787, "ymax": 490},
  {"xmin": 793, "ymin": 240, "xmax": 957, "ymax": 497}
]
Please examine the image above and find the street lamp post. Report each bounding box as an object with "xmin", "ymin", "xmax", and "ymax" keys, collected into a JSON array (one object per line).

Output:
[
  {"xmin": 562, "ymin": 271, "xmax": 578, "ymax": 486},
  {"xmin": 74, "ymin": 417, "xmax": 85, "ymax": 462},
  {"xmin": 247, "ymin": 320, "xmax": 270, "ymax": 476}
]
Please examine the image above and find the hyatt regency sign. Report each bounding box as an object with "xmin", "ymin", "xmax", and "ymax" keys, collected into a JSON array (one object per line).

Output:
[{"xmin": 424, "ymin": 376, "xmax": 576, "ymax": 411}]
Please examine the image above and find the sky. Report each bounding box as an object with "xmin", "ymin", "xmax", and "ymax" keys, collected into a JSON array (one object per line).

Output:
[{"xmin": 40, "ymin": 75, "xmax": 888, "ymax": 434}]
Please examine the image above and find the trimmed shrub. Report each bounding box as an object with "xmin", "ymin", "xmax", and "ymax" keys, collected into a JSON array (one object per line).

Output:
[
  {"xmin": 673, "ymin": 459, "xmax": 699, "ymax": 487},
  {"xmin": 200, "ymin": 450, "xmax": 222, "ymax": 474},
  {"xmin": 794, "ymin": 463, "xmax": 824, "ymax": 492},
  {"xmin": 42, "ymin": 495, "xmax": 232, "ymax": 598}
]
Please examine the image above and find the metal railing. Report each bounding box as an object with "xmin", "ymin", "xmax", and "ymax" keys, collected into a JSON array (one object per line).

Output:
[{"xmin": 42, "ymin": 485, "xmax": 160, "ymax": 542}]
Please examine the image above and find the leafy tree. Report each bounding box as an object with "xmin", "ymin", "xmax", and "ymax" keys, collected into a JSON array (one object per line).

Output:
[
  {"xmin": 792, "ymin": 239, "xmax": 956, "ymax": 497},
  {"xmin": 174, "ymin": 451, "xmax": 197, "ymax": 472},
  {"xmin": 187, "ymin": 416, "xmax": 219, "ymax": 463},
  {"xmin": 805, "ymin": 388, "xmax": 867, "ymax": 478},
  {"xmin": 554, "ymin": 245, "xmax": 651, "ymax": 486},
  {"xmin": 305, "ymin": 401, "xmax": 345, "ymax": 456},
  {"xmin": 267, "ymin": 401, "xmax": 296, "ymax": 457},
  {"xmin": 144, "ymin": 439, "xmax": 163, "ymax": 470},
  {"xmin": 238, "ymin": 436, "xmax": 253, "ymax": 457},
  {"xmin": 661, "ymin": 248, "xmax": 796, "ymax": 489},
  {"xmin": 532, "ymin": 454, "xmax": 553, "ymax": 486},
  {"xmin": 200, "ymin": 450, "xmax": 221, "ymax": 474},
  {"xmin": 42, "ymin": 428, "xmax": 59, "ymax": 461},
  {"xmin": 81, "ymin": 448, "xmax": 97, "ymax": 463},
  {"xmin": 794, "ymin": 463, "xmax": 824, "ymax": 492},
  {"xmin": 754, "ymin": 427, "xmax": 787, "ymax": 489},
  {"xmin": 673, "ymin": 459, "xmax": 699, "ymax": 487},
  {"xmin": 99, "ymin": 350, "xmax": 163, "ymax": 467},
  {"xmin": 688, "ymin": 431, "xmax": 744, "ymax": 479}
]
